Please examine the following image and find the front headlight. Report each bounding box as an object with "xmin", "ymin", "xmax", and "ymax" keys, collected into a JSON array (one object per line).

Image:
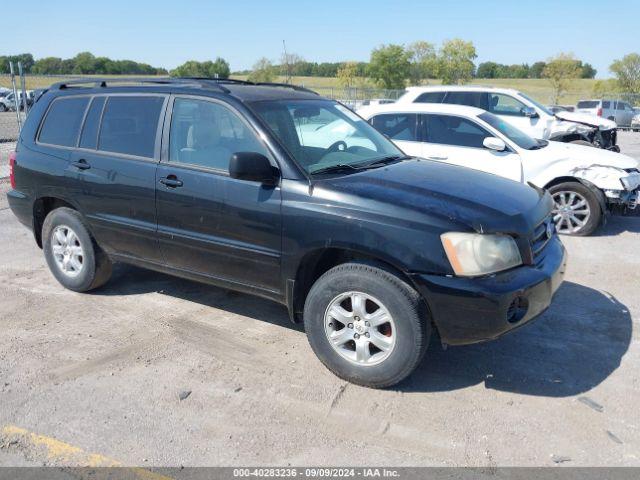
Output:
[{"xmin": 441, "ymin": 232, "xmax": 523, "ymax": 277}]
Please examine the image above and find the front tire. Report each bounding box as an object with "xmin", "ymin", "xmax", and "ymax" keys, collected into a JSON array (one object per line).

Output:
[
  {"xmin": 548, "ymin": 182, "xmax": 603, "ymax": 236},
  {"xmin": 42, "ymin": 207, "xmax": 112, "ymax": 292},
  {"xmin": 304, "ymin": 263, "xmax": 430, "ymax": 388}
]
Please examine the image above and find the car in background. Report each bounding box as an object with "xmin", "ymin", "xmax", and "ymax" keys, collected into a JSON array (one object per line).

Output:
[
  {"xmin": 397, "ymin": 86, "xmax": 619, "ymax": 151},
  {"xmin": 359, "ymin": 102, "xmax": 640, "ymax": 236},
  {"xmin": 576, "ymin": 99, "xmax": 636, "ymax": 127},
  {"xmin": 632, "ymin": 112, "xmax": 640, "ymax": 132},
  {"xmin": 0, "ymin": 90, "xmax": 35, "ymax": 111}
]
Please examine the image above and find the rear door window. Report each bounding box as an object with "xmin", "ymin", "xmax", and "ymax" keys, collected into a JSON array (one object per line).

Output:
[
  {"xmin": 98, "ymin": 96, "xmax": 165, "ymax": 158},
  {"xmin": 425, "ymin": 114, "xmax": 491, "ymax": 149},
  {"xmin": 38, "ymin": 96, "xmax": 90, "ymax": 147},
  {"xmin": 370, "ymin": 113, "xmax": 418, "ymax": 141},
  {"xmin": 79, "ymin": 97, "xmax": 106, "ymax": 149},
  {"xmin": 442, "ymin": 91, "xmax": 489, "ymax": 110}
]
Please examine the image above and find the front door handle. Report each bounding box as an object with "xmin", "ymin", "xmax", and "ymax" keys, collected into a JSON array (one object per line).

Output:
[
  {"xmin": 427, "ymin": 155, "xmax": 448, "ymax": 161},
  {"xmin": 159, "ymin": 176, "xmax": 183, "ymax": 188},
  {"xmin": 71, "ymin": 159, "xmax": 91, "ymax": 170}
]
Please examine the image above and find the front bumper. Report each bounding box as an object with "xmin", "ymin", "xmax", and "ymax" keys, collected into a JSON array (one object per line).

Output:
[{"xmin": 411, "ymin": 236, "xmax": 567, "ymax": 346}]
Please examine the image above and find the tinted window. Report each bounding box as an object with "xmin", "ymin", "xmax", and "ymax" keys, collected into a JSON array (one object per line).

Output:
[
  {"xmin": 616, "ymin": 102, "xmax": 625, "ymax": 110},
  {"xmin": 443, "ymin": 91, "xmax": 489, "ymax": 110},
  {"xmin": 415, "ymin": 92, "xmax": 446, "ymax": 103},
  {"xmin": 425, "ymin": 114, "xmax": 491, "ymax": 148},
  {"xmin": 39, "ymin": 97, "xmax": 90, "ymax": 147},
  {"xmin": 489, "ymin": 93, "xmax": 527, "ymax": 116},
  {"xmin": 79, "ymin": 97, "xmax": 106, "ymax": 149},
  {"xmin": 602, "ymin": 101, "xmax": 611, "ymax": 108},
  {"xmin": 370, "ymin": 113, "xmax": 418, "ymax": 141},
  {"xmin": 98, "ymin": 96, "xmax": 164, "ymax": 158},
  {"xmin": 169, "ymin": 97, "xmax": 269, "ymax": 170},
  {"xmin": 577, "ymin": 100, "xmax": 599, "ymax": 109}
]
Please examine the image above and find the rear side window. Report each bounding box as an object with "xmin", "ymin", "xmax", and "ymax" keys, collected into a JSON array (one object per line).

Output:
[
  {"xmin": 602, "ymin": 101, "xmax": 611, "ymax": 108},
  {"xmin": 39, "ymin": 97, "xmax": 90, "ymax": 147},
  {"xmin": 577, "ymin": 100, "xmax": 599, "ymax": 109},
  {"xmin": 98, "ymin": 96, "xmax": 164, "ymax": 158},
  {"xmin": 443, "ymin": 91, "xmax": 489, "ymax": 110},
  {"xmin": 370, "ymin": 113, "xmax": 418, "ymax": 141},
  {"xmin": 79, "ymin": 97, "xmax": 106, "ymax": 149},
  {"xmin": 415, "ymin": 92, "xmax": 446, "ymax": 104}
]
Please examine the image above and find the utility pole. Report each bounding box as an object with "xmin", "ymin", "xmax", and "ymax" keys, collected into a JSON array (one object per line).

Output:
[{"xmin": 282, "ymin": 40, "xmax": 291, "ymax": 84}]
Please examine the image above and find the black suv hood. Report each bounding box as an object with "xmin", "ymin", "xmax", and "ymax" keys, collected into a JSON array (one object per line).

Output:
[{"xmin": 317, "ymin": 158, "xmax": 551, "ymax": 235}]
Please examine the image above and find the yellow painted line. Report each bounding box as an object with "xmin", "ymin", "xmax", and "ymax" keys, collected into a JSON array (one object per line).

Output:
[{"xmin": 1, "ymin": 425, "xmax": 173, "ymax": 479}]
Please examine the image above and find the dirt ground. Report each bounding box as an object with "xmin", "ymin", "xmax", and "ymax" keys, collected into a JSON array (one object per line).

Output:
[{"xmin": 0, "ymin": 137, "xmax": 639, "ymax": 468}]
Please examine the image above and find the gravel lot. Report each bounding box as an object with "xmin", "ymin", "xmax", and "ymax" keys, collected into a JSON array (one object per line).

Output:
[{"xmin": 0, "ymin": 131, "xmax": 638, "ymax": 468}]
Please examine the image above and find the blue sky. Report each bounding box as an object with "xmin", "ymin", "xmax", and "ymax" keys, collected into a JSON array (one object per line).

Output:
[{"xmin": 7, "ymin": 0, "xmax": 639, "ymax": 77}]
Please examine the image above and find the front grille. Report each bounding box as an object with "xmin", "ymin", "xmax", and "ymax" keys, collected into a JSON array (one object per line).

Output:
[{"xmin": 530, "ymin": 216, "xmax": 554, "ymax": 261}]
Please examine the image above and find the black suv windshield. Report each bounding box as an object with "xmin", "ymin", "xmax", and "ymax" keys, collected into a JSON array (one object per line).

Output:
[
  {"xmin": 479, "ymin": 112, "xmax": 542, "ymax": 150},
  {"xmin": 250, "ymin": 99, "xmax": 402, "ymax": 175}
]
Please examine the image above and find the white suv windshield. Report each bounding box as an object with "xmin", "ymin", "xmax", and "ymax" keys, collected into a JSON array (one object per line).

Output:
[
  {"xmin": 250, "ymin": 99, "xmax": 403, "ymax": 175},
  {"xmin": 479, "ymin": 112, "xmax": 543, "ymax": 150}
]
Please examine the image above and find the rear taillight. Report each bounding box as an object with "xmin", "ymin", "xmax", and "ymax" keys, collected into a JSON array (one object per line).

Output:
[
  {"xmin": 597, "ymin": 107, "xmax": 602, "ymax": 117},
  {"xmin": 9, "ymin": 151, "xmax": 16, "ymax": 189}
]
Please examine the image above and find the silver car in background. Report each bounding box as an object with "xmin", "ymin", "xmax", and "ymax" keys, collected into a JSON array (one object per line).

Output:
[{"xmin": 576, "ymin": 99, "xmax": 636, "ymax": 127}]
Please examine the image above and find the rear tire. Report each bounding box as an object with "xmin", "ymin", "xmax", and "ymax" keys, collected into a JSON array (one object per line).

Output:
[
  {"xmin": 304, "ymin": 262, "xmax": 430, "ymax": 388},
  {"xmin": 548, "ymin": 182, "xmax": 603, "ymax": 236},
  {"xmin": 569, "ymin": 140, "xmax": 594, "ymax": 147},
  {"xmin": 42, "ymin": 207, "xmax": 112, "ymax": 292}
]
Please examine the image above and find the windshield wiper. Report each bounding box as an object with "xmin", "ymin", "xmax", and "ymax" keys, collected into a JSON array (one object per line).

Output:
[
  {"xmin": 357, "ymin": 155, "xmax": 413, "ymax": 168},
  {"xmin": 310, "ymin": 164, "xmax": 361, "ymax": 175}
]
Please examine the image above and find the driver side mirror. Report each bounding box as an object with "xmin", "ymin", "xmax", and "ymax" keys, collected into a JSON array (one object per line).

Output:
[
  {"xmin": 522, "ymin": 106, "xmax": 538, "ymax": 118},
  {"xmin": 483, "ymin": 137, "xmax": 507, "ymax": 152},
  {"xmin": 229, "ymin": 152, "xmax": 279, "ymax": 186}
]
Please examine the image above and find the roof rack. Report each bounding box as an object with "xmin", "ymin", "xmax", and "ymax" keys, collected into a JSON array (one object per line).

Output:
[
  {"xmin": 50, "ymin": 77, "xmax": 235, "ymax": 94},
  {"xmin": 49, "ymin": 77, "xmax": 319, "ymax": 96},
  {"xmin": 254, "ymin": 82, "xmax": 318, "ymax": 95}
]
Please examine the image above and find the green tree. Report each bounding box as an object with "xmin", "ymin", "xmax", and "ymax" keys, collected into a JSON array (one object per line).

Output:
[
  {"xmin": 610, "ymin": 53, "xmax": 640, "ymax": 93},
  {"xmin": 247, "ymin": 58, "xmax": 276, "ymax": 83},
  {"xmin": 529, "ymin": 61, "xmax": 547, "ymax": 79},
  {"xmin": 368, "ymin": 44, "xmax": 410, "ymax": 89},
  {"xmin": 170, "ymin": 58, "xmax": 230, "ymax": 78},
  {"xmin": 580, "ymin": 62, "xmax": 597, "ymax": 79},
  {"xmin": 337, "ymin": 61, "xmax": 359, "ymax": 88},
  {"xmin": 32, "ymin": 57, "xmax": 65, "ymax": 74},
  {"xmin": 407, "ymin": 41, "xmax": 437, "ymax": 84},
  {"xmin": 438, "ymin": 39, "xmax": 477, "ymax": 85},
  {"xmin": 592, "ymin": 79, "xmax": 619, "ymax": 97},
  {"xmin": 72, "ymin": 52, "xmax": 96, "ymax": 74},
  {"xmin": 542, "ymin": 53, "xmax": 582, "ymax": 103},
  {"xmin": 476, "ymin": 61, "xmax": 499, "ymax": 78}
]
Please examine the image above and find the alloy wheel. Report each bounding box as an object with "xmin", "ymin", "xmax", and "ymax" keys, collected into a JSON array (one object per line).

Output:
[
  {"xmin": 324, "ymin": 291, "xmax": 396, "ymax": 366},
  {"xmin": 552, "ymin": 190, "xmax": 591, "ymax": 234}
]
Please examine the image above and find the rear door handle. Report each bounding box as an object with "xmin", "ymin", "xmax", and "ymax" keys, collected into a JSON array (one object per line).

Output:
[
  {"xmin": 159, "ymin": 176, "xmax": 183, "ymax": 188},
  {"xmin": 71, "ymin": 159, "xmax": 91, "ymax": 170},
  {"xmin": 427, "ymin": 155, "xmax": 448, "ymax": 161}
]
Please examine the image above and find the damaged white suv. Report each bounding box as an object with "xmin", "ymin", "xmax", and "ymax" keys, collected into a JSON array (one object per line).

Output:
[
  {"xmin": 359, "ymin": 103, "xmax": 640, "ymax": 235},
  {"xmin": 398, "ymin": 86, "xmax": 620, "ymax": 152}
]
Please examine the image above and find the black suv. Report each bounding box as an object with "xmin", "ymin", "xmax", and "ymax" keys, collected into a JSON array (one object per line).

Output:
[{"xmin": 7, "ymin": 78, "xmax": 567, "ymax": 388}]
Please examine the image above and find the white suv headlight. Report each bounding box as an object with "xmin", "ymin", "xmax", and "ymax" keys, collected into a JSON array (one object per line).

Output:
[{"xmin": 441, "ymin": 232, "xmax": 523, "ymax": 277}]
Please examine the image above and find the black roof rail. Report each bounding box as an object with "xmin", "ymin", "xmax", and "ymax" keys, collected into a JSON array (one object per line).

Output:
[
  {"xmin": 254, "ymin": 82, "xmax": 319, "ymax": 95},
  {"xmin": 49, "ymin": 77, "xmax": 234, "ymax": 94},
  {"xmin": 49, "ymin": 77, "xmax": 319, "ymax": 96}
]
